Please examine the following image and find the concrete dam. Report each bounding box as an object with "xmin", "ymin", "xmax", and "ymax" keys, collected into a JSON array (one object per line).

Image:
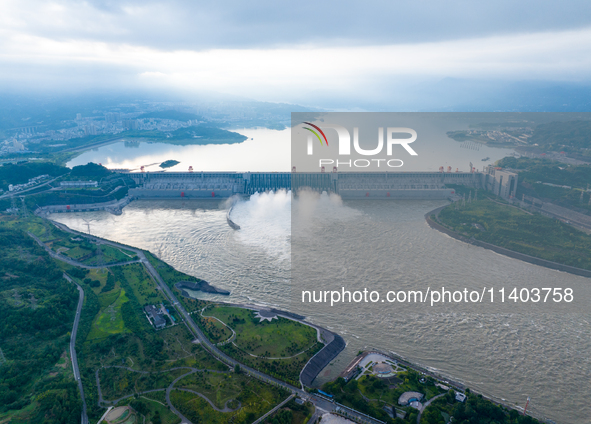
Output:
[{"xmin": 126, "ymin": 168, "xmax": 515, "ymax": 200}]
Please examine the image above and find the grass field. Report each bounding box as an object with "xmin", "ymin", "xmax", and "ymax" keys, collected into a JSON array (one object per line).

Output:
[
  {"xmin": 199, "ymin": 316, "xmax": 234, "ymax": 344},
  {"xmin": 124, "ymin": 392, "xmax": 181, "ymax": 424},
  {"xmin": 118, "ymin": 263, "xmax": 164, "ymax": 306},
  {"xmin": 99, "ymin": 367, "xmax": 188, "ymax": 401},
  {"xmin": 85, "ymin": 268, "xmax": 110, "ymax": 295},
  {"xmin": 264, "ymin": 398, "xmax": 315, "ymax": 424},
  {"xmin": 206, "ymin": 305, "xmax": 317, "ymax": 358},
  {"xmin": 170, "ymin": 377, "xmax": 290, "ymax": 424},
  {"xmin": 83, "ymin": 244, "xmax": 138, "ymax": 266},
  {"xmin": 63, "ymin": 245, "xmax": 93, "ymax": 259},
  {"xmin": 2, "ymin": 215, "xmax": 137, "ymax": 266},
  {"xmin": 437, "ymin": 198, "xmax": 591, "ymax": 270},
  {"xmin": 204, "ymin": 305, "xmax": 322, "ymax": 385},
  {"xmin": 98, "ymin": 287, "xmax": 121, "ymax": 308},
  {"xmin": 176, "ymin": 371, "xmax": 241, "ymax": 409},
  {"xmin": 87, "ymin": 289, "xmax": 130, "ymax": 340}
]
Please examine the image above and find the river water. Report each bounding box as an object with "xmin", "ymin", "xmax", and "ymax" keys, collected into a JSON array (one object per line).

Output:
[
  {"xmin": 66, "ymin": 126, "xmax": 514, "ymax": 173},
  {"xmin": 50, "ymin": 194, "xmax": 591, "ymax": 424}
]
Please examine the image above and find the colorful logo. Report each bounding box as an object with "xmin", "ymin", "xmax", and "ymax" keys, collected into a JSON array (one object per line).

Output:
[{"xmin": 303, "ymin": 122, "xmax": 329, "ymax": 146}]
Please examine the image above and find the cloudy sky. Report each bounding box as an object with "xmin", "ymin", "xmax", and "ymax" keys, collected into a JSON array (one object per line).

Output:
[{"xmin": 2, "ymin": 0, "xmax": 591, "ymax": 107}]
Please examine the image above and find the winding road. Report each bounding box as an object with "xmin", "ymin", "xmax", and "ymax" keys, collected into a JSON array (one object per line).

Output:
[
  {"xmin": 416, "ymin": 393, "xmax": 446, "ymax": 424},
  {"xmin": 30, "ymin": 220, "xmax": 381, "ymax": 424},
  {"xmin": 63, "ymin": 273, "xmax": 89, "ymax": 424}
]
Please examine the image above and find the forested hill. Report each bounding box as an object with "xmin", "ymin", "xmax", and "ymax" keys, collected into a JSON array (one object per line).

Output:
[{"xmin": 0, "ymin": 226, "xmax": 82, "ymax": 423}]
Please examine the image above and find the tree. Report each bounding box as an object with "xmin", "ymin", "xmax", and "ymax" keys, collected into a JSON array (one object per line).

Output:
[
  {"xmin": 70, "ymin": 162, "xmax": 111, "ymax": 178},
  {"xmin": 152, "ymin": 410, "xmax": 162, "ymax": 424}
]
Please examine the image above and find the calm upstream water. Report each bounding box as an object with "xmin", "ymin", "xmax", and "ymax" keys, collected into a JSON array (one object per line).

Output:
[
  {"xmin": 50, "ymin": 195, "xmax": 591, "ymax": 424},
  {"xmin": 67, "ymin": 126, "xmax": 514, "ymax": 173}
]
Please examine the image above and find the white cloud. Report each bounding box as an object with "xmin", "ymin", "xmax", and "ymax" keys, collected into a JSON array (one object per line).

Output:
[{"xmin": 1, "ymin": 25, "xmax": 590, "ymax": 101}]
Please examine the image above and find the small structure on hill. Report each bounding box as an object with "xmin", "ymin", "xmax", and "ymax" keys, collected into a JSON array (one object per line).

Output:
[
  {"xmin": 144, "ymin": 305, "xmax": 166, "ymax": 329},
  {"xmin": 398, "ymin": 391, "xmax": 424, "ymax": 406},
  {"xmin": 455, "ymin": 392, "xmax": 467, "ymax": 402}
]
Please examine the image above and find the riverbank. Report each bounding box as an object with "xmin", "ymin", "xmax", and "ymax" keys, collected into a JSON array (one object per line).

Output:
[
  {"xmin": 336, "ymin": 349, "xmax": 545, "ymax": 423},
  {"xmin": 426, "ymin": 203, "xmax": 591, "ymax": 279}
]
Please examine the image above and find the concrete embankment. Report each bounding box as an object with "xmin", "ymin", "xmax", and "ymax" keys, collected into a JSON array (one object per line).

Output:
[
  {"xmin": 175, "ymin": 280, "xmax": 230, "ymax": 296},
  {"xmin": 300, "ymin": 333, "xmax": 346, "ymax": 387},
  {"xmin": 425, "ymin": 206, "xmax": 591, "ymax": 279}
]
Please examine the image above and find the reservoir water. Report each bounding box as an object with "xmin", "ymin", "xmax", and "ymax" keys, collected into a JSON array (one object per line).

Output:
[
  {"xmin": 66, "ymin": 125, "xmax": 514, "ymax": 173},
  {"xmin": 50, "ymin": 195, "xmax": 591, "ymax": 424}
]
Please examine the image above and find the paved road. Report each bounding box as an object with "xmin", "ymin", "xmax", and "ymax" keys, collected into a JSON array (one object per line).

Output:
[
  {"xmin": 41, "ymin": 221, "xmax": 383, "ymax": 424},
  {"xmin": 165, "ymin": 369, "xmax": 195, "ymax": 424},
  {"xmin": 28, "ymin": 231, "xmax": 140, "ymax": 269},
  {"xmin": 417, "ymin": 393, "xmax": 446, "ymax": 424},
  {"xmin": 252, "ymin": 394, "xmax": 295, "ymax": 424},
  {"xmin": 175, "ymin": 388, "xmax": 242, "ymax": 412},
  {"xmin": 63, "ymin": 273, "xmax": 89, "ymax": 424},
  {"xmin": 95, "ymin": 365, "xmax": 229, "ymax": 405}
]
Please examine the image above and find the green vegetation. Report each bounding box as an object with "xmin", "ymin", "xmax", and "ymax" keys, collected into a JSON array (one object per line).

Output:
[
  {"xmin": 529, "ymin": 120, "xmax": 591, "ymax": 154},
  {"xmin": 126, "ymin": 393, "xmax": 181, "ymax": 424},
  {"xmin": 75, "ymin": 269, "xmax": 225, "ymax": 421},
  {"xmin": 437, "ymin": 198, "xmax": 591, "ymax": 270},
  {"xmin": 358, "ymin": 372, "xmax": 439, "ymax": 404},
  {"xmin": 170, "ymin": 377, "xmax": 289, "ymax": 424},
  {"xmin": 0, "ymin": 225, "xmax": 82, "ymax": 423},
  {"xmin": 447, "ymin": 119, "xmax": 591, "ymax": 156},
  {"xmin": 0, "ymin": 170, "xmax": 134, "ymax": 212},
  {"xmin": 119, "ymin": 125, "xmax": 247, "ymax": 146},
  {"xmin": 0, "ymin": 161, "xmax": 69, "ymax": 191},
  {"xmin": 69, "ymin": 162, "xmax": 111, "ymax": 178},
  {"xmin": 207, "ymin": 305, "xmax": 317, "ymax": 358},
  {"xmin": 322, "ymin": 375, "xmax": 407, "ymax": 423},
  {"xmin": 144, "ymin": 251, "xmax": 206, "ymax": 313},
  {"xmin": 200, "ymin": 316, "xmax": 233, "ymax": 344},
  {"xmin": 321, "ymin": 367, "xmax": 445, "ymax": 423},
  {"xmin": 263, "ymin": 398, "xmax": 315, "ymax": 424},
  {"xmin": 421, "ymin": 390, "xmax": 541, "ymax": 424},
  {"xmin": 117, "ymin": 263, "xmax": 164, "ymax": 305},
  {"xmin": 99, "ymin": 367, "xmax": 188, "ymax": 401},
  {"xmin": 0, "ymin": 216, "xmax": 320, "ymax": 424},
  {"xmin": 199, "ymin": 305, "xmax": 323, "ymax": 386},
  {"xmin": 2, "ymin": 216, "xmax": 137, "ymax": 267},
  {"xmin": 176, "ymin": 371, "xmax": 245, "ymax": 409},
  {"xmin": 321, "ymin": 368, "xmax": 542, "ymax": 424},
  {"xmin": 160, "ymin": 160, "xmax": 180, "ymax": 169},
  {"xmin": 496, "ymin": 157, "xmax": 591, "ymax": 213},
  {"xmin": 82, "ymin": 244, "xmax": 138, "ymax": 266},
  {"xmin": 87, "ymin": 289, "xmax": 130, "ymax": 340}
]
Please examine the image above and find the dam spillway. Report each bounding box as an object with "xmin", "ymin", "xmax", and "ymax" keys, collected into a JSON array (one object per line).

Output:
[{"xmin": 125, "ymin": 170, "xmax": 501, "ymax": 200}]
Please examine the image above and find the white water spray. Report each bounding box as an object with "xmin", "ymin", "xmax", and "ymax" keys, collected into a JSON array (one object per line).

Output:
[
  {"xmin": 229, "ymin": 190, "xmax": 292, "ymax": 261},
  {"xmin": 229, "ymin": 190, "xmax": 362, "ymax": 261}
]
